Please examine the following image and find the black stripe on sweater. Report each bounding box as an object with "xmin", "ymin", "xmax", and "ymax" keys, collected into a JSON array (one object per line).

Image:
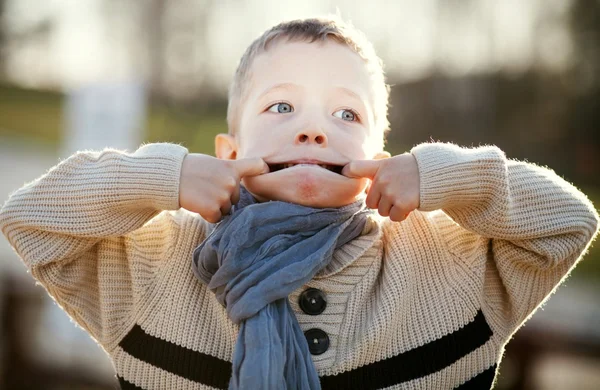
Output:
[
  {"xmin": 118, "ymin": 310, "xmax": 492, "ymax": 390},
  {"xmin": 117, "ymin": 375, "xmax": 145, "ymax": 390},
  {"xmin": 454, "ymin": 364, "xmax": 497, "ymax": 389},
  {"xmin": 318, "ymin": 310, "xmax": 493, "ymax": 389},
  {"xmin": 118, "ymin": 324, "xmax": 232, "ymax": 389}
]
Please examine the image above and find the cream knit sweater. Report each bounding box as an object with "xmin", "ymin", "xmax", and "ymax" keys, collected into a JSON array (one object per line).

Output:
[{"xmin": 0, "ymin": 142, "xmax": 598, "ymax": 390}]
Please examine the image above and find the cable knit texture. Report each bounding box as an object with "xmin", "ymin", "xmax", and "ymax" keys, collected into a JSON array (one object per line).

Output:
[{"xmin": 0, "ymin": 142, "xmax": 598, "ymax": 390}]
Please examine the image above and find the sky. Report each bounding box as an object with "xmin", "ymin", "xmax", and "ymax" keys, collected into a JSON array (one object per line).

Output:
[{"xmin": 2, "ymin": 0, "xmax": 574, "ymax": 91}]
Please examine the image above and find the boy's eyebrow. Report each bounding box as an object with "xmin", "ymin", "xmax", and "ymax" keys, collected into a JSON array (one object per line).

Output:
[
  {"xmin": 258, "ymin": 83, "xmax": 366, "ymax": 103},
  {"xmin": 334, "ymin": 86, "xmax": 365, "ymax": 103},
  {"xmin": 257, "ymin": 83, "xmax": 299, "ymax": 100}
]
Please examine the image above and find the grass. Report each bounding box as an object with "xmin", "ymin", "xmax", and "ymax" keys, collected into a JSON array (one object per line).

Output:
[
  {"xmin": 0, "ymin": 84, "xmax": 63, "ymax": 145},
  {"xmin": 145, "ymin": 103, "xmax": 227, "ymax": 156}
]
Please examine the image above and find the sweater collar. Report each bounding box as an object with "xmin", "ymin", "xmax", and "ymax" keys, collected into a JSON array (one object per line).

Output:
[{"xmin": 314, "ymin": 214, "xmax": 383, "ymax": 278}]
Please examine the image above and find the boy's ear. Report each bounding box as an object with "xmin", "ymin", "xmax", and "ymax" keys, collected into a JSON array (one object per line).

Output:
[{"xmin": 215, "ymin": 133, "xmax": 238, "ymax": 160}]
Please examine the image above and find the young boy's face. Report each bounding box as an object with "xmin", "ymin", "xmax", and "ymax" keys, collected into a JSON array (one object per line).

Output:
[{"xmin": 217, "ymin": 39, "xmax": 387, "ymax": 208}]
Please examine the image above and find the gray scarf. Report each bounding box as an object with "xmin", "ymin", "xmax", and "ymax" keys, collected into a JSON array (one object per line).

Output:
[{"xmin": 192, "ymin": 186, "xmax": 371, "ymax": 389}]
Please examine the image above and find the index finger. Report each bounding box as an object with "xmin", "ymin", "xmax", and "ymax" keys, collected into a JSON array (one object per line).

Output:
[
  {"xmin": 231, "ymin": 157, "xmax": 270, "ymax": 178},
  {"xmin": 341, "ymin": 160, "xmax": 381, "ymax": 179}
]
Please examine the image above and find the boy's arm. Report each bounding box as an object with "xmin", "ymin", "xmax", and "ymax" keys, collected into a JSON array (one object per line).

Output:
[
  {"xmin": 410, "ymin": 142, "xmax": 599, "ymax": 338},
  {"xmin": 0, "ymin": 143, "xmax": 205, "ymax": 350}
]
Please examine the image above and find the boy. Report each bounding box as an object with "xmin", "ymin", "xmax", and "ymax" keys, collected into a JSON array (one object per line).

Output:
[{"xmin": 1, "ymin": 16, "xmax": 598, "ymax": 390}]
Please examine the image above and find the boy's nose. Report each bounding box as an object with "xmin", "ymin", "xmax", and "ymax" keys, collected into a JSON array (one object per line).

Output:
[{"xmin": 294, "ymin": 128, "xmax": 328, "ymax": 146}]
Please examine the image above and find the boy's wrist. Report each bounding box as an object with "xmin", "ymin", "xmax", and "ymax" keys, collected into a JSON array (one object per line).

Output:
[
  {"xmin": 129, "ymin": 143, "xmax": 189, "ymax": 211},
  {"xmin": 410, "ymin": 142, "xmax": 504, "ymax": 212}
]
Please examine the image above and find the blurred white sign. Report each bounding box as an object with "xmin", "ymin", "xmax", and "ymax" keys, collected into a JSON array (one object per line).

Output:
[{"xmin": 62, "ymin": 81, "xmax": 146, "ymax": 157}]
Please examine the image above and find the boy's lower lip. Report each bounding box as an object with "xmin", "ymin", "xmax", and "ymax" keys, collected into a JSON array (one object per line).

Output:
[{"xmin": 267, "ymin": 162, "xmax": 344, "ymax": 175}]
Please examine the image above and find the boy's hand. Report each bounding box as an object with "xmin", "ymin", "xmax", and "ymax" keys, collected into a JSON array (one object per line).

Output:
[
  {"xmin": 342, "ymin": 153, "xmax": 420, "ymax": 222},
  {"xmin": 179, "ymin": 154, "xmax": 269, "ymax": 223}
]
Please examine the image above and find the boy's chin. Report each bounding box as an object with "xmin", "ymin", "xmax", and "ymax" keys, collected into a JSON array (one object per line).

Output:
[{"xmin": 242, "ymin": 169, "xmax": 368, "ymax": 208}]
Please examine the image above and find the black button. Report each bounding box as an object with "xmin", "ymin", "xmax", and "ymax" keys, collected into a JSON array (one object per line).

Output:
[
  {"xmin": 298, "ymin": 288, "xmax": 327, "ymax": 315},
  {"xmin": 304, "ymin": 328, "xmax": 329, "ymax": 355}
]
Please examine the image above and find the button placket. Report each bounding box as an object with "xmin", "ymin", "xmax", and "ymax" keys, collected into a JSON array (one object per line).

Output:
[{"xmin": 298, "ymin": 288, "xmax": 330, "ymax": 355}]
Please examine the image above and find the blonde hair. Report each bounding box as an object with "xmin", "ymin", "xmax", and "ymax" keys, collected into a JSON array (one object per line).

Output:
[{"xmin": 227, "ymin": 16, "xmax": 390, "ymax": 146}]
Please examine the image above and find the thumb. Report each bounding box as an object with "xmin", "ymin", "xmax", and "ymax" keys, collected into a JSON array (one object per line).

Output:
[
  {"xmin": 231, "ymin": 157, "xmax": 269, "ymax": 177},
  {"xmin": 342, "ymin": 160, "xmax": 381, "ymax": 179}
]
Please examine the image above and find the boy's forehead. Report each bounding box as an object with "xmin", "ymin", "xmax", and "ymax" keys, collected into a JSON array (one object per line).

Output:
[{"xmin": 246, "ymin": 40, "xmax": 372, "ymax": 101}]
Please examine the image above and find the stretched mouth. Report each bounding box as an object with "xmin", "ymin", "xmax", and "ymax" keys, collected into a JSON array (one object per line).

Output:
[{"xmin": 267, "ymin": 161, "xmax": 344, "ymax": 175}]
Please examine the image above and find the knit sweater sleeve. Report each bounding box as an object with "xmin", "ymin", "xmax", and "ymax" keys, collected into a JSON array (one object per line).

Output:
[
  {"xmin": 0, "ymin": 142, "xmax": 200, "ymax": 350},
  {"xmin": 410, "ymin": 142, "xmax": 599, "ymax": 338}
]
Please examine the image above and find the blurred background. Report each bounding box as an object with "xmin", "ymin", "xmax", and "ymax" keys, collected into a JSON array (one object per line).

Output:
[{"xmin": 0, "ymin": 0, "xmax": 599, "ymax": 389}]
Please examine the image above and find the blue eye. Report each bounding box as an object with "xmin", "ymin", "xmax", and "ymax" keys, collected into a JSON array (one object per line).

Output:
[
  {"xmin": 333, "ymin": 109, "xmax": 357, "ymax": 122},
  {"xmin": 268, "ymin": 102, "xmax": 294, "ymax": 113}
]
